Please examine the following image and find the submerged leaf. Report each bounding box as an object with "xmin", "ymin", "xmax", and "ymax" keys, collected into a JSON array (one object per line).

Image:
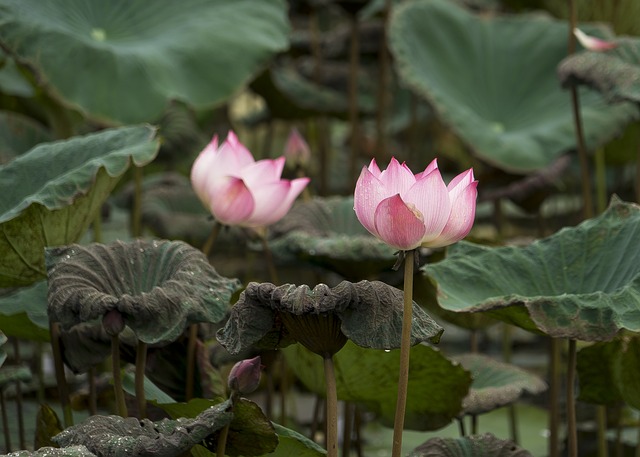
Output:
[
  {"xmin": 217, "ymin": 280, "xmax": 443, "ymax": 356},
  {"xmin": 409, "ymin": 432, "xmax": 532, "ymax": 457},
  {"xmin": 47, "ymin": 239, "xmax": 241, "ymax": 344},
  {"xmin": 425, "ymin": 198, "xmax": 640, "ymax": 341},
  {"xmin": 454, "ymin": 354, "xmax": 547, "ymax": 415},
  {"xmin": 53, "ymin": 399, "xmax": 233, "ymax": 456},
  {"xmin": 389, "ymin": 0, "xmax": 638, "ymax": 172},
  {"xmin": 0, "ymin": 125, "xmax": 159, "ymax": 287},
  {"xmin": 284, "ymin": 341, "xmax": 471, "ymax": 431}
]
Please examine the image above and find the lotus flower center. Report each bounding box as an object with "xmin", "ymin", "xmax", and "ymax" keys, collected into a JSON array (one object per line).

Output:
[{"xmin": 405, "ymin": 201, "xmax": 424, "ymax": 222}]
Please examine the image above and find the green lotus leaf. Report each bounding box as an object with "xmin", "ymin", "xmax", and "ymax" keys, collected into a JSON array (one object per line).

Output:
[
  {"xmin": 284, "ymin": 340, "xmax": 471, "ymax": 431},
  {"xmin": 424, "ymin": 198, "xmax": 640, "ymax": 341},
  {"xmin": 47, "ymin": 239, "xmax": 242, "ymax": 344},
  {"xmin": 0, "ymin": 281, "xmax": 49, "ymax": 341},
  {"xmin": 559, "ymin": 36, "xmax": 640, "ymax": 104},
  {"xmin": 454, "ymin": 354, "xmax": 547, "ymax": 416},
  {"xmin": 268, "ymin": 423, "xmax": 327, "ymax": 457},
  {"xmin": 0, "ymin": 111, "xmax": 52, "ymax": 163},
  {"xmin": 0, "ymin": 330, "xmax": 6, "ymax": 367},
  {"xmin": 0, "ymin": 50, "xmax": 34, "ymax": 97},
  {"xmin": 409, "ymin": 432, "xmax": 532, "ymax": 457},
  {"xmin": 612, "ymin": 334, "xmax": 640, "ymax": 410},
  {"xmin": 577, "ymin": 340, "xmax": 623, "ymax": 405},
  {"xmin": 0, "ymin": 0, "xmax": 290, "ymax": 124},
  {"xmin": 159, "ymin": 398, "xmax": 278, "ymax": 457},
  {"xmin": 0, "ymin": 364, "xmax": 31, "ymax": 388},
  {"xmin": 6, "ymin": 446, "xmax": 97, "ymax": 457},
  {"xmin": 269, "ymin": 197, "xmax": 397, "ymax": 279},
  {"xmin": 217, "ymin": 280, "xmax": 443, "ymax": 357},
  {"xmin": 0, "ymin": 125, "xmax": 159, "ymax": 287},
  {"xmin": 389, "ymin": 0, "xmax": 639, "ymax": 172},
  {"xmin": 53, "ymin": 399, "xmax": 233, "ymax": 456}
]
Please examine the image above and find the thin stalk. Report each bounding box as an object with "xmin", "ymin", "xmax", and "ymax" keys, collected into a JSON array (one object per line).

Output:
[
  {"xmin": 597, "ymin": 405, "xmax": 608, "ymax": 457},
  {"xmin": 310, "ymin": 394, "xmax": 322, "ymax": 441},
  {"xmin": 1, "ymin": 390, "xmax": 10, "ymax": 452},
  {"xmin": 457, "ymin": 417, "xmax": 466, "ymax": 437},
  {"xmin": 35, "ymin": 342, "xmax": 45, "ymax": 404},
  {"xmin": 111, "ymin": 335, "xmax": 128, "ymax": 417},
  {"xmin": 50, "ymin": 323, "xmax": 73, "ymax": 427},
  {"xmin": 136, "ymin": 340, "xmax": 148, "ymax": 419},
  {"xmin": 348, "ymin": 16, "xmax": 360, "ymax": 186},
  {"xmin": 636, "ymin": 122, "xmax": 640, "ymax": 203},
  {"xmin": 568, "ymin": 0, "xmax": 594, "ymax": 219},
  {"xmin": 259, "ymin": 233, "xmax": 280, "ymax": 284},
  {"xmin": 470, "ymin": 329, "xmax": 479, "ymax": 353},
  {"xmin": 471, "ymin": 414, "xmax": 478, "ymax": 435},
  {"xmin": 279, "ymin": 354, "xmax": 288, "ymax": 426},
  {"xmin": 202, "ymin": 222, "xmax": 221, "ymax": 258},
  {"xmin": 354, "ymin": 406, "xmax": 364, "ymax": 457},
  {"xmin": 131, "ymin": 165, "xmax": 143, "ymax": 237},
  {"xmin": 323, "ymin": 355, "xmax": 339, "ymax": 457},
  {"xmin": 88, "ymin": 367, "xmax": 98, "ymax": 415},
  {"xmin": 595, "ymin": 148, "xmax": 607, "ymax": 213},
  {"xmin": 216, "ymin": 422, "xmax": 230, "ymax": 457},
  {"xmin": 185, "ymin": 324, "xmax": 198, "ymax": 401},
  {"xmin": 11, "ymin": 339, "xmax": 25, "ymax": 449},
  {"xmin": 567, "ymin": 339, "xmax": 578, "ymax": 457},
  {"xmin": 503, "ymin": 324, "xmax": 519, "ymax": 443},
  {"xmin": 342, "ymin": 402, "xmax": 353, "ymax": 457},
  {"xmin": 391, "ymin": 249, "xmax": 416, "ymax": 457},
  {"xmin": 549, "ymin": 338, "xmax": 561, "ymax": 457}
]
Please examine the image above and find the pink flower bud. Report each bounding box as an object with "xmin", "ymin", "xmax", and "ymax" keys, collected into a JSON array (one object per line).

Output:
[
  {"xmin": 574, "ymin": 28, "xmax": 617, "ymax": 52},
  {"xmin": 284, "ymin": 128, "xmax": 311, "ymax": 168},
  {"xmin": 102, "ymin": 309, "xmax": 125, "ymax": 336},
  {"xmin": 228, "ymin": 356, "xmax": 262, "ymax": 394}
]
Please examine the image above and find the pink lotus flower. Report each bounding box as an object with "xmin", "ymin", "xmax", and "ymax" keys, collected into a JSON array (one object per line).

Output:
[
  {"xmin": 354, "ymin": 158, "xmax": 477, "ymax": 251},
  {"xmin": 574, "ymin": 28, "xmax": 617, "ymax": 51},
  {"xmin": 191, "ymin": 131, "xmax": 310, "ymax": 228}
]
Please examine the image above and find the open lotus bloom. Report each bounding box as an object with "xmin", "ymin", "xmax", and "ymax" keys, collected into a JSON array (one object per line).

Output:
[
  {"xmin": 354, "ymin": 157, "xmax": 477, "ymax": 251},
  {"xmin": 191, "ymin": 131, "xmax": 310, "ymax": 227},
  {"xmin": 574, "ymin": 28, "xmax": 617, "ymax": 51}
]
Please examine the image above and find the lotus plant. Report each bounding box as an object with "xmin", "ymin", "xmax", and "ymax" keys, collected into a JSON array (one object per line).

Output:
[{"xmin": 353, "ymin": 157, "xmax": 477, "ymax": 457}]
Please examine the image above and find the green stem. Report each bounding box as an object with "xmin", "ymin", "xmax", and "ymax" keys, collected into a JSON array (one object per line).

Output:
[
  {"xmin": 549, "ymin": 338, "xmax": 561, "ymax": 457},
  {"xmin": 88, "ymin": 367, "xmax": 98, "ymax": 415},
  {"xmin": 202, "ymin": 222, "xmax": 221, "ymax": 258},
  {"xmin": 391, "ymin": 249, "xmax": 415, "ymax": 457},
  {"xmin": 131, "ymin": 165, "xmax": 143, "ymax": 237},
  {"xmin": 260, "ymin": 232, "xmax": 280, "ymax": 284},
  {"xmin": 1, "ymin": 389, "xmax": 10, "ymax": 452},
  {"xmin": 595, "ymin": 148, "xmax": 607, "ymax": 214},
  {"xmin": 111, "ymin": 335, "xmax": 128, "ymax": 417},
  {"xmin": 503, "ymin": 324, "xmax": 519, "ymax": 443},
  {"xmin": 50, "ymin": 322, "xmax": 73, "ymax": 427},
  {"xmin": 324, "ymin": 355, "xmax": 339, "ymax": 457},
  {"xmin": 186, "ymin": 324, "xmax": 198, "ymax": 401},
  {"xmin": 12, "ymin": 339, "xmax": 25, "ymax": 449},
  {"xmin": 136, "ymin": 340, "xmax": 147, "ymax": 419},
  {"xmin": 597, "ymin": 405, "xmax": 608, "ymax": 457},
  {"xmin": 567, "ymin": 339, "xmax": 578, "ymax": 457},
  {"xmin": 216, "ymin": 422, "xmax": 231, "ymax": 457},
  {"xmin": 342, "ymin": 402, "xmax": 353, "ymax": 457}
]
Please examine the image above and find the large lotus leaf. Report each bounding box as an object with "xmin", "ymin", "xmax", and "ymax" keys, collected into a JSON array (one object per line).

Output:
[
  {"xmin": 612, "ymin": 334, "xmax": 640, "ymax": 410},
  {"xmin": 269, "ymin": 197, "xmax": 397, "ymax": 279},
  {"xmin": 424, "ymin": 198, "xmax": 640, "ymax": 341},
  {"xmin": 0, "ymin": 281, "xmax": 50, "ymax": 341},
  {"xmin": 47, "ymin": 239, "xmax": 242, "ymax": 344},
  {"xmin": 0, "ymin": 50, "xmax": 34, "ymax": 97},
  {"xmin": 284, "ymin": 340, "xmax": 471, "ymax": 431},
  {"xmin": 0, "ymin": 0, "xmax": 290, "ymax": 124},
  {"xmin": 268, "ymin": 423, "xmax": 327, "ymax": 457},
  {"xmin": 559, "ymin": 37, "xmax": 640, "ymax": 104},
  {"xmin": 6, "ymin": 446, "xmax": 97, "ymax": 457},
  {"xmin": 389, "ymin": 0, "xmax": 639, "ymax": 172},
  {"xmin": 159, "ymin": 398, "xmax": 278, "ymax": 457},
  {"xmin": 0, "ymin": 111, "xmax": 52, "ymax": 163},
  {"xmin": 0, "ymin": 125, "xmax": 159, "ymax": 287},
  {"xmin": 409, "ymin": 432, "xmax": 532, "ymax": 457},
  {"xmin": 53, "ymin": 399, "xmax": 233, "ymax": 456},
  {"xmin": 577, "ymin": 340, "xmax": 623, "ymax": 405},
  {"xmin": 454, "ymin": 354, "xmax": 547, "ymax": 416},
  {"xmin": 217, "ymin": 280, "xmax": 443, "ymax": 356}
]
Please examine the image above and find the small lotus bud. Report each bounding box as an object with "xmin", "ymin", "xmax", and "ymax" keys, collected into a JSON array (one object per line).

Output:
[
  {"xmin": 102, "ymin": 309, "xmax": 125, "ymax": 336},
  {"xmin": 284, "ymin": 128, "xmax": 311, "ymax": 168},
  {"xmin": 228, "ymin": 356, "xmax": 262, "ymax": 395}
]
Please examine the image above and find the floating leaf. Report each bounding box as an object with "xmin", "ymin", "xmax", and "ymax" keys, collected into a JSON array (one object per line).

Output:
[
  {"xmin": 217, "ymin": 280, "xmax": 443, "ymax": 357},
  {"xmin": 409, "ymin": 432, "xmax": 532, "ymax": 457},
  {"xmin": 559, "ymin": 36, "xmax": 640, "ymax": 104},
  {"xmin": 0, "ymin": 281, "xmax": 50, "ymax": 341},
  {"xmin": 6, "ymin": 446, "xmax": 97, "ymax": 457},
  {"xmin": 0, "ymin": 0, "xmax": 290, "ymax": 124},
  {"xmin": 454, "ymin": 354, "xmax": 547, "ymax": 416},
  {"xmin": 0, "ymin": 125, "xmax": 159, "ymax": 287},
  {"xmin": 612, "ymin": 334, "xmax": 640, "ymax": 410},
  {"xmin": 269, "ymin": 197, "xmax": 397, "ymax": 279},
  {"xmin": 284, "ymin": 341, "xmax": 471, "ymax": 431},
  {"xmin": 47, "ymin": 239, "xmax": 242, "ymax": 344},
  {"xmin": 425, "ymin": 198, "xmax": 640, "ymax": 341},
  {"xmin": 159, "ymin": 398, "xmax": 278, "ymax": 457},
  {"xmin": 389, "ymin": 0, "xmax": 638, "ymax": 172},
  {"xmin": 53, "ymin": 399, "xmax": 233, "ymax": 456},
  {"xmin": 577, "ymin": 340, "xmax": 624, "ymax": 405}
]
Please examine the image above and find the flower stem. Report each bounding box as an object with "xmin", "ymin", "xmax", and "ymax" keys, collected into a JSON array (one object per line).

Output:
[
  {"xmin": 549, "ymin": 337, "xmax": 561, "ymax": 457},
  {"xmin": 111, "ymin": 335, "xmax": 128, "ymax": 417},
  {"xmin": 136, "ymin": 340, "xmax": 147, "ymax": 419},
  {"xmin": 567, "ymin": 339, "xmax": 578, "ymax": 457},
  {"xmin": 50, "ymin": 322, "xmax": 73, "ymax": 427},
  {"xmin": 259, "ymin": 233, "xmax": 280, "ymax": 284},
  {"xmin": 131, "ymin": 165, "xmax": 143, "ymax": 237},
  {"xmin": 216, "ymin": 422, "xmax": 230, "ymax": 457},
  {"xmin": 324, "ymin": 355, "xmax": 339, "ymax": 457},
  {"xmin": 392, "ymin": 249, "xmax": 415, "ymax": 457},
  {"xmin": 202, "ymin": 221, "xmax": 221, "ymax": 258}
]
